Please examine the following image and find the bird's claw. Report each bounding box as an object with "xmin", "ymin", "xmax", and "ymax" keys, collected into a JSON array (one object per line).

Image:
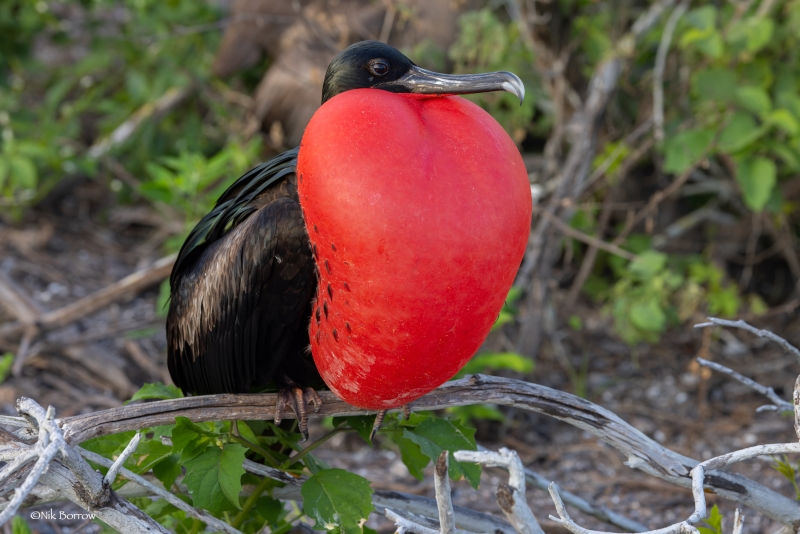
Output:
[
  {"xmin": 275, "ymin": 387, "xmax": 322, "ymax": 442},
  {"xmin": 369, "ymin": 409, "xmax": 388, "ymax": 442}
]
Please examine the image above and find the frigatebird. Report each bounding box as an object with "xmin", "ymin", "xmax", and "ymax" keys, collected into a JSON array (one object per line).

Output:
[{"xmin": 167, "ymin": 41, "xmax": 526, "ymax": 439}]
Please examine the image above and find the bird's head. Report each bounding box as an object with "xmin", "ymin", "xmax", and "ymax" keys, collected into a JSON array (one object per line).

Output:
[{"xmin": 321, "ymin": 40, "xmax": 525, "ymax": 105}]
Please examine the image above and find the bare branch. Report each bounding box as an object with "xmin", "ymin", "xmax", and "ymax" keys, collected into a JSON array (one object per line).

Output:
[
  {"xmin": 103, "ymin": 432, "xmax": 141, "ymax": 487},
  {"xmin": 695, "ymin": 317, "xmax": 800, "ymax": 363},
  {"xmin": 794, "ymin": 374, "xmax": 800, "ymax": 441},
  {"xmin": 653, "ymin": 2, "xmax": 689, "ymax": 143},
  {"xmin": 521, "ymin": 464, "xmax": 647, "ymax": 532},
  {"xmin": 79, "ymin": 448, "xmax": 243, "ymax": 534},
  {"xmin": 0, "ymin": 398, "xmax": 168, "ymax": 533},
  {"xmin": 0, "ymin": 254, "xmax": 176, "ymax": 341},
  {"xmin": 696, "ymin": 357, "xmax": 792, "ymax": 412},
  {"xmin": 434, "ymin": 451, "xmax": 456, "ymax": 534},
  {"xmin": 455, "ymin": 448, "xmax": 543, "ymax": 534},
  {"xmin": 732, "ymin": 509, "xmax": 745, "ymax": 534},
  {"xmin": 385, "ymin": 508, "xmax": 440, "ymax": 534}
]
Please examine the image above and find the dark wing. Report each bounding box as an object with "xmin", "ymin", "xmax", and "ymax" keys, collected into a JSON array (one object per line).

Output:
[{"xmin": 167, "ymin": 148, "xmax": 318, "ymax": 395}]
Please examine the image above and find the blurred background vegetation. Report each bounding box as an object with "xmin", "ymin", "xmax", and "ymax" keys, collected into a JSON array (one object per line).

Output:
[{"xmin": 2, "ymin": 0, "xmax": 797, "ymax": 347}]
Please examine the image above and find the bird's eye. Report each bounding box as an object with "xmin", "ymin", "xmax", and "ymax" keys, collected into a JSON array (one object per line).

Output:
[{"xmin": 368, "ymin": 59, "xmax": 390, "ymax": 77}]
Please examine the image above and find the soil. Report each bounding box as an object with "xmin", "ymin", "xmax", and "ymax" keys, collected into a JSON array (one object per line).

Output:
[{"xmin": 3, "ymin": 179, "xmax": 800, "ymax": 534}]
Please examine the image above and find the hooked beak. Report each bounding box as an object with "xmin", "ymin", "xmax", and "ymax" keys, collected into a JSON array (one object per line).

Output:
[{"xmin": 377, "ymin": 65, "xmax": 525, "ymax": 105}]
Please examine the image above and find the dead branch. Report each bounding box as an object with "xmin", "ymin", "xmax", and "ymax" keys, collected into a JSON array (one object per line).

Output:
[
  {"xmin": 455, "ymin": 448, "xmax": 544, "ymax": 534},
  {"xmin": 0, "ymin": 398, "xmax": 168, "ymax": 533},
  {"xmin": 695, "ymin": 317, "xmax": 800, "ymax": 364},
  {"xmin": 0, "ymin": 253, "xmax": 175, "ymax": 342},
  {"xmin": 696, "ymin": 357, "xmax": 792, "ymax": 412},
  {"xmin": 49, "ymin": 375, "xmax": 800, "ymax": 528},
  {"xmin": 653, "ymin": 2, "xmax": 689, "ymax": 143}
]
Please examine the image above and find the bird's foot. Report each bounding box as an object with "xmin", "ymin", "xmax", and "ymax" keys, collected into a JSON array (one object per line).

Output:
[
  {"xmin": 275, "ymin": 386, "xmax": 322, "ymax": 442},
  {"xmin": 402, "ymin": 404, "xmax": 411, "ymax": 420},
  {"xmin": 369, "ymin": 409, "xmax": 388, "ymax": 442}
]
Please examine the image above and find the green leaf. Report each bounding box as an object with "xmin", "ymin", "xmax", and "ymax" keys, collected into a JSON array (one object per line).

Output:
[
  {"xmin": 183, "ymin": 443, "xmax": 246, "ymax": 512},
  {"xmin": 629, "ymin": 298, "xmax": 666, "ymax": 333},
  {"xmin": 692, "ymin": 68, "xmax": 737, "ymax": 102},
  {"xmin": 393, "ymin": 433, "xmax": 431, "ymax": 480},
  {"xmin": 0, "ymin": 353, "xmax": 14, "ymax": 383},
  {"xmin": 11, "ymin": 516, "xmax": 32, "ymax": 534},
  {"xmin": 82, "ymin": 431, "xmax": 136, "ymax": 459},
  {"xmin": 727, "ymin": 17, "xmax": 773, "ymax": 53},
  {"xmin": 172, "ymin": 417, "xmax": 216, "ymax": 463},
  {"xmin": 302, "ymin": 469, "xmax": 374, "ymax": 534},
  {"xmin": 333, "ymin": 415, "xmax": 376, "ymax": 443},
  {"xmin": 403, "ymin": 417, "xmax": 481, "ymax": 488},
  {"xmin": 128, "ymin": 382, "xmax": 184, "ymax": 403},
  {"xmin": 8, "ymin": 157, "xmax": 37, "ymax": 189},
  {"xmin": 628, "ymin": 251, "xmax": 667, "ymax": 280},
  {"xmin": 152, "ymin": 454, "xmax": 182, "ymax": 490},
  {"xmin": 698, "ymin": 504, "xmax": 724, "ymax": 534},
  {"xmin": 254, "ymin": 495, "xmax": 284, "ymax": 524},
  {"xmin": 718, "ymin": 112, "xmax": 764, "ymax": 153},
  {"xmin": 736, "ymin": 86, "xmax": 771, "ymax": 115},
  {"xmin": 736, "ymin": 156, "xmax": 777, "ymax": 211},
  {"xmin": 663, "ymin": 129, "xmax": 714, "ymax": 173},
  {"xmin": 685, "ymin": 6, "xmax": 717, "ymax": 30},
  {"xmin": 766, "ymin": 109, "xmax": 800, "ymax": 136},
  {"xmin": 458, "ymin": 352, "xmax": 533, "ymax": 377}
]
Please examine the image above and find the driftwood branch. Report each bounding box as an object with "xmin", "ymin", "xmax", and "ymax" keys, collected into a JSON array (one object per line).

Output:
[
  {"xmin": 49, "ymin": 374, "xmax": 800, "ymax": 528},
  {"xmin": 455, "ymin": 448, "xmax": 544, "ymax": 534},
  {"xmin": 0, "ymin": 398, "xmax": 169, "ymax": 533}
]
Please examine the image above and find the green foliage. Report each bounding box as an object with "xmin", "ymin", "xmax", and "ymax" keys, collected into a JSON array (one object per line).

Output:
[
  {"xmin": 11, "ymin": 516, "xmax": 32, "ymax": 534},
  {"xmin": 183, "ymin": 443, "xmax": 246, "ymax": 512},
  {"xmin": 373, "ymin": 414, "xmax": 482, "ymax": 488},
  {"xmin": 587, "ymin": 241, "xmax": 748, "ymax": 345},
  {"xmin": 128, "ymin": 382, "xmax": 184, "ymax": 402},
  {"xmin": 301, "ymin": 469, "xmax": 374, "ymax": 534},
  {"xmin": 0, "ymin": 353, "xmax": 14, "ymax": 384},
  {"xmin": 0, "ymin": 0, "xmax": 259, "ymax": 217},
  {"xmin": 668, "ymin": 3, "xmax": 800, "ymax": 215},
  {"xmin": 697, "ymin": 504, "xmax": 724, "ymax": 534},
  {"xmin": 772, "ymin": 456, "xmax": 800, "ymax": 500}
]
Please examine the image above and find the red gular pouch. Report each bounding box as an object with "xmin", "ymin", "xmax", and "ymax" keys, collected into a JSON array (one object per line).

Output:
[{"xmin": 297, "ymin": 88, "xmax": 531, "ymax": 410}]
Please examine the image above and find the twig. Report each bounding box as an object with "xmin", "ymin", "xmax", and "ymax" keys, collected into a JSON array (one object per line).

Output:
[
  {"xmin": 0, "ymin": 254, "xmax": 176, "ymax": 341},
  {"xmin": 695, "ymin": 357, "xmax": 792, "ymax": 412},
  {"xmin": 455, "ymin": 448, "xmax": 543, "ymax": 534},
  {"xmin": 653, "ymin": 2, "xmax": 689, "ymax": 143},
  {"xmin": 87, "ymin": 86, "xmax": 195, "ymax": 159},
  {"xmin": 434, "ymin": 452, "xmax": 456, "ymax": 534},
  {"xmin": 0, "ymin": 271, "xmax": 40, "ymax": 323},
  {"xmin": 103, "ymin": 432, "xmax": 140, "ymax": 487},
  {"xmin": 694, "ymin": 317, "xmax": 800, "ymax": 364},
  {"xmin": 732, "ymin": 509, "xmax": 745, "ymax": 534},
  {"xmin": 537, "ymin": 208, "xmax": 638, "ymax": 261},
  {"xmin": 79, "ymin": 447, "xmax": 243, "ymax": 534},
  {"xmin": 794, "ymin": 374, "xmax": 800, "ymax": 441},
  {"xmin": 385, "ymin": 509, "xmax": 440, "ymax": 534},
  {"xmin": 522, "ymin": 465, "xmax": 648, "ymax": 532}
]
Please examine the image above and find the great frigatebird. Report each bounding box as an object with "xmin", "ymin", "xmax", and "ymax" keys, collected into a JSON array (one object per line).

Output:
[{"xmin": 167, "ymin": 41, "xmax": 525, "ymax": 439}]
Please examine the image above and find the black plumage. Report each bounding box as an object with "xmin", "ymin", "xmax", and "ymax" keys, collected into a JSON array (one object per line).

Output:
[
  {"xmin": 166, "ymin": 41, "xmax": 524, "ymax": 430},
  {"xmin": 167, "ymin": 148, "xmax": 319, "ymax": 395}
]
